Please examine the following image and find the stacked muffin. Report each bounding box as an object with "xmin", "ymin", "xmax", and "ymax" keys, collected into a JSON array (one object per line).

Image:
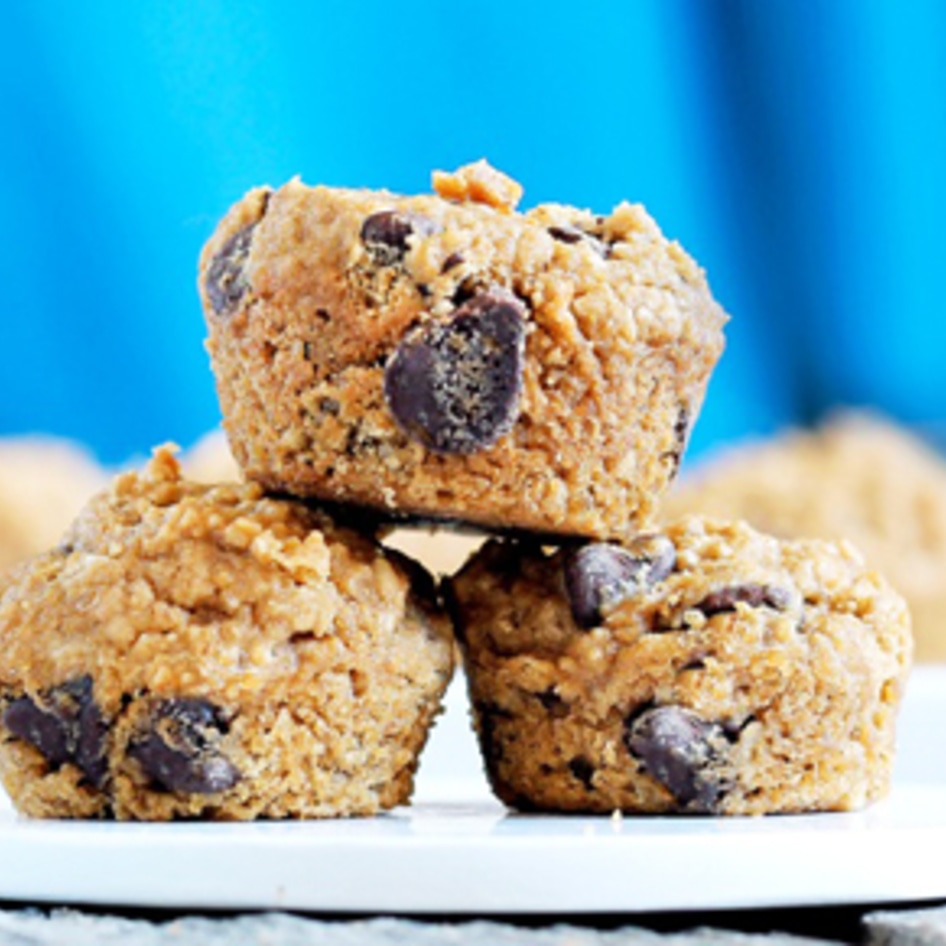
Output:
[
  {"xmin": 199, "ymin": 159, "xmax": 721, "ymax": 539},
  {"xmin": 198, "ymin": 159, "xmax": 911, "ymax": 815},
  {"xmin": 0, "ymin": 443, "xmax": 454, "ymax": 820},
  {"xmin": 0, "ymin": 161, "xmax": 911, "ymax": 819}
]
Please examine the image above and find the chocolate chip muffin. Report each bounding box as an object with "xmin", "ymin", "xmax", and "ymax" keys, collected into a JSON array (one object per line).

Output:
[
  {"xmin": 446, "ymin": 516, "xmax": 911, "ymax": 815},
  {"xmin": 662, "ymin": 411, "xmax": 946, "ymax": 663},
  {"xmin": 199, "ymin": 160, "xmax": 728, "ymax": 541},
  {"xmin": 0, "ymin": 447, "xmax": 454, "ymax": 820}
]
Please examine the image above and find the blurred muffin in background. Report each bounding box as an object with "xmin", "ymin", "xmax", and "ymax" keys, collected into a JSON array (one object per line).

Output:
[
  {"xmin": 662, "ymin": 411, "xmax": 946, "ymax": 662},
  {"xmin": 180, "ymin": 428, "xmax": 241, "ymax": 484},
  {"xmin": 0, "ymin": 437, "xmax": 107, "ymax": 573}
]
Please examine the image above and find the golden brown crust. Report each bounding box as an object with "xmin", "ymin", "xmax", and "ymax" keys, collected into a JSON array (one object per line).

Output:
[
  {"xmin": 447, "ymin": 516, "xmax": 912, "ymax": 815},
  {"xmin": 0, "ymin": 447, "xmax": 454, "ymax": 820},
  {"xmin": 199, "ymin": 163, "xmax": 727, "ymax": 540}
]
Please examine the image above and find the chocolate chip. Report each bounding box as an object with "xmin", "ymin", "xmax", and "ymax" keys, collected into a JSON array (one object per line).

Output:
[
  {"xmin": 548, "ymin": 225, "xmax": 583, "ymax": 244},
  {"xmin": 536, "ymin": 688, "xmax": 569, "ymax": 719},
  {"xmin": 564, "ymin": 534, "xmax": 677, "ymax": 628},
  {"xmin": 72, "ymin": 684, "xmax": 108, "ymax": 788},
  {"xmin": 723, "ymin": 714, "xmax": 756, "ymax": 743},
  {"xmin": 569, "ymin": 755, "xmax": 596, "ymax": 790},
  {"xmin": 384, "ymin": 290, "xmax": 527, "ymax": 454},
  {"xmin": 548, "ymin": 225, "xmax": 610, "ymax": 258},
  {"xmin": 4, "ymin": 696, "xmax": 70, "ymax": 767},
  {"xmin": 128, "ymin": 698, "xmax": 239, "ymax": 795},
  {"xmin": 450, "ymin": 279, "xmax": 481, "ymax": 307},
  {"xmin": 441, "ymin": 251, "xmax": 464, "ymax": 273},
  {"xmin": 662, "ymin": 404, "xmax": 691, "ymax": 480},
  {"xmin": 361, "ymin": 210, "xmax": 438, "ymax": 266},
  {"xmin": 625, "ymin": 705, "xmax": 727, "ymax": 812},
  {"xmin": 695, "ymin": 583, "xmax": 792, "ymax": 617},
  {"xmin": 205, "ymin": 219, "xmax": 261, "ymax": 316},
  {"xmin": 2, "ymin": 676, "xmax": 107, "ymax": 787}
]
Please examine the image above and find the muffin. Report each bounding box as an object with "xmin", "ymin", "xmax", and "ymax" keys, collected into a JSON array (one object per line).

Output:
[
  {"xmin": 0, "ymin": 447, "xmax": 454, "ymax": 819},
  {"xmin": 446, "ymin": 516, "xmax": 911, "ymax": 814},
  {"xmin": 199, "ymin": 160, "xmax": 727, "ymax": 541}
]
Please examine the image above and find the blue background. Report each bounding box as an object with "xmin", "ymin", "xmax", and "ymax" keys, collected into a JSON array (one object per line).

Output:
[{"xmin": 2, "ymin": 1, "xmax": 944, "ymax": 465}]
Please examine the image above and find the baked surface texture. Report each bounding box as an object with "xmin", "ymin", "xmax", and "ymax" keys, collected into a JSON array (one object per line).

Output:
[
  {"xmin": 446, "ymin": 516, "xmax": 912, "ymax": 815},
  {"xmin": 662, "ymin": 412, "xmax": 946, "ymax": 662},
  {"xmin": 0, "ymin": 448, "xmax": 453, "ymax": 820},
  {"xmin": 199, "ymin": 161, "xmax": 727, "ymax": 540}
]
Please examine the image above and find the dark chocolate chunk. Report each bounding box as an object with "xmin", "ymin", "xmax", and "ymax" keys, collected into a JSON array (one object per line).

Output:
[
  {"xmin": 128, "ymin": 698, "xmax": 239, "ymax": 795},
  {"xmin": 536, "ymin": 688, "xmax": 569, "ymax": 718},
  {"xmin": 674, "ymin": 404, "xmax": 691, "ymax": 447},
  {"xmin": 625, "ymin": 705, "xmax": 727, "ymax": 812},
  {"xmin": 72, "ymin": 685, "xmax": 108, "ymax": 788},
  {"xmin": 548, "ymin": 225, "xmax": 583, "ymax": 244},
  {"xmin": 441, "ymin": 251, "xmax": 465, "ymax": 273},
  {"xmin": 568, "ymin": 755, "xmax": 596, "ymax": 790},
  {"xmin": 361, "ymin": 210, "xmax": 439, "ymax": 266},
  {"xmin": 205, "ymin": 217, "xmax": 262, "ymax": 316},
  {"xmin": 4, "ymin": 696, "xmax": 71, "ymax": 767},
  {"xmin": 450, "ymin": 279, "xmax": 481, "ymax": 307},
  {"xmin": 564, "ymin": 534, "xmax": 677, "ymax": 628},
  {"xmin": 548, "ymin": 225, "xmax": 610, "ymax": 258},
  {"xmin": 3, "ymin": 675, "xmax": 107, "ymax": 787},
  {"xmin": 661, "ymin": 404, "xmax": 691, "ymax": 480},
  {"xmin": 383, "ymin": 290, "xmax": 527, "ymax": 454},
  {"xmin": 695, "ymin": 583, "xmax": 792, "ymax": 617},
  {"xmin": 723, "ymin": 714, "xmax": 756, "ymax": 743}
]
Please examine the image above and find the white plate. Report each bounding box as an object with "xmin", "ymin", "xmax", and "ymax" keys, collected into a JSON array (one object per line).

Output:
[
  {"xmin": 3, "ymin": 786, "xmax": 946, "ymax": 913},
  {"xmin": 1, "ymin": 668, "xmax": 946, "ymax": 914}
]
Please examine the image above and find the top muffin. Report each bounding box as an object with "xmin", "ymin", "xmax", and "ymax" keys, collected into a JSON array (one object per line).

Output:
[{"xmin": 199, "ymin": 160, "xmax": 727, "ymax": 540}]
